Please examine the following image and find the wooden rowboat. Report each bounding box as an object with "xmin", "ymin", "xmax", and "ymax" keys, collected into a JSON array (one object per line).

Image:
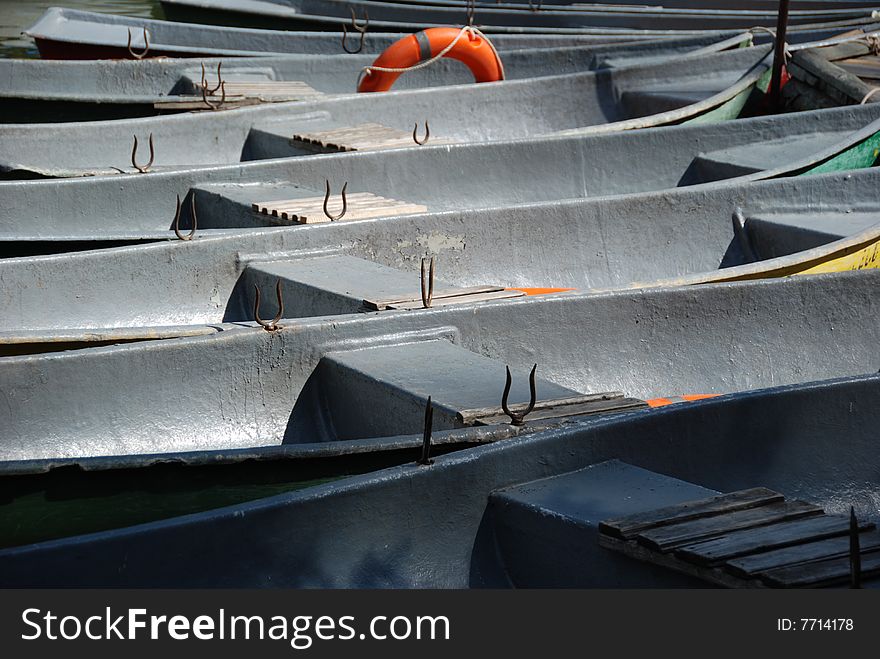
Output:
[
  {"xmin": 21, "ymin": 7, "xmax": 703, "ymax": 59},
  {"xmin": 1, "ymin": 370, "xmax": 878, "ymax": 586},
  {"xmin": 4, "ymin": 161, "xmax": 880, "ymax": 342},
  {"xmin": 26, "ymin": 7, "xmax": 879, "ymax": 60},
  {"xmin": 0, "ymin": 425, "xmax": 519, "ymax": 551},
  {"xmin": 0, "ymin": 32, "xmax": 754, "ymax": 123},
  {"xmin": 2, "ymin": 166, "xmax": 880, "ymax": 458},
  {"xmin": 0, "ymin": 45, "xmax": 776, "ymax": 178},
  {"xmin": 1, "ymin": 103, "xmax": 878, "ymax": 249},
  {"xmin": 157, "ymin": 0, "xmax": 880, "ymax": 32}
]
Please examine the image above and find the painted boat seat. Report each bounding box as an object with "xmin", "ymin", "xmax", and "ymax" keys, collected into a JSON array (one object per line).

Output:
[
  {"xmin": 743, "ymin": 210, "xmax": 880, "ymax": 260},
  {"xmin": 192, "ymin": 182, "xmax": 333, "ymax": 229},
  {"xmin": 158, "ymin": 70, "xmax": 329, "ymax": 110},
  {"xmin": 285, "ymin": 338, "xmax": 581, "ymax": 442},
  {"xmin": 599, "ymin": 487, "xmax": 880, "ymax": 588},
  {"xmin": 241, "ymin": 254, "xmax": 485, "ymax": 319},
  {"xmin": 485, "ymin": 460, "xmax": 717, "ymax": 587},
  {"xmin": 687, "ymin": 130, "xmax": 853, "ymax": 183},
  {"xmin": 619, "ymin": 72, "xmax": 744, "ymax": 116},
  {"xmin": 244, "ymin": 120, "xmax": 454, "ymax": 159},
  {"xmin": 192, "ymin": 182, "xmax": 429, "ymax": 229}
]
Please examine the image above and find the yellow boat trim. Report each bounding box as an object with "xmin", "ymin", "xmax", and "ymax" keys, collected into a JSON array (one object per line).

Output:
[{"xmin": 626, "ymin": 222, "xmax": 880, "ymax": 290}]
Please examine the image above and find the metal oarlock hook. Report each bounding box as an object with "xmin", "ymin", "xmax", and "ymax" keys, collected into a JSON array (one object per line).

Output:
[
  {"xmin": 173, "ymin": 194, "xmax": 197, "ymax": 241},
  {"xmin": 254, "ymin": 279, "xmax": 284, "ymax": 332},
  {"xmin": 850, "ymin": 506, "xmax": 862, "ymax": 589},
  {"xmin": 200, "ymin": 61, "xmax": 223, "ymax": 94},
  {"xmin": 127, "ymin": 27, "xmax": 150, "ymax": 59},
  {"xmin": 342, "ymin": 8, "xmax": 368, "ymax": 54},
  {"xmin": 421, "ymin": 256, "xmax": 435, "ymax": 308},
  {"xmin": 501, "ymin": 364, "xmax": 537, "ymax": 426},
  {"xmin": 528, "ymin": 0, "xmax": 543, "ymax": 11},
  {"xmin": 201, "ymin": 79, "xmax": 226, "ymax": 111},
  {"xmin": 412, "ymin": 120, "xmax": 430, "ymax": 146},
  {"xmin": 323, "ymin": 180, "xmax": 348, "ymax": 221},
  {"xmin": 131, "ymin": 133, "xmax": 154, "ymax": 173},
  {"xmin": 418, "ymin": 396, "xmax": 434, "ymax": 466}
]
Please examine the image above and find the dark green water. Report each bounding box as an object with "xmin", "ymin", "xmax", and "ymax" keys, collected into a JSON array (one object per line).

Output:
[{"xmin": 0, "ymin": 0, "xmax": 161, "ymax": 58}]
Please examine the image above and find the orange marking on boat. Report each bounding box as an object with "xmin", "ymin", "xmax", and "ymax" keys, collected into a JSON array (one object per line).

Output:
[
  {"xmin": 646, "ymin": 394, "xmax": 721, "ymax": 408},
  {"xmin": 507, "ymin": 287, "xmax": 576, "ymax": 296}
]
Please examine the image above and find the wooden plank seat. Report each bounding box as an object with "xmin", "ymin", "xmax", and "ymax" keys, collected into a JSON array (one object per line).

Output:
[
  {"xmin": 154, "ymin": 81, "xmax": 326, "ymax": 110},
  {"xmin": 210, "ymin": 81, "xmax": 326, "ymax": 100},
  {"xmin": 251, "ymin": 192, "xmax": 427, "ymax": 224},
  {"xmin": 364, "ymin": 286, "xmax": 524, "ymax": 311},
  {"xmin": 599, "ymin": 488, "xmax": 880, "ymax": 588},
  {"xmin": 836, "ymin": 56, "xmax": 880, "ymax": 80},
  {"xmin": 291, "ymin": 122, "xmax": 454, "ymax": 153}
]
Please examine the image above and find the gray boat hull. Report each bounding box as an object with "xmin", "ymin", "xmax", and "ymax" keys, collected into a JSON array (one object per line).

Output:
[
  {"xmin": 2, "ymin": 102, "xmax": 878, "ymax": 247},
  {"xmin": 0, "ymin": 46, "xmax": 772, "ymax": 178},
  {"xmin": 0, "ymin": 33, "xmax": 751, "ymax": 123},
  {"xmin": 1, "ymin": 372, "xmax": 878, "ymax": 586},
  {"xmin": 158, "ymin": 0, "xmax": 880, "ymax": 32}
]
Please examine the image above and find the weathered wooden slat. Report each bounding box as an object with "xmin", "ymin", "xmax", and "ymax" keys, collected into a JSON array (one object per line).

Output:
[
  {"xmin": 637, "ymin": 501, "xmax": 823, "ymax": 552},
  {"xmin": 291, "ymin": 122, "xmax": 453, "ymax": 153},
  {"xmin": 364, "ymin": 285, "xmax": 505, "ymax": 311},
  {"xmin": 675, "ymin": 514, "xmax": 875, "ymax": 566},
  {"xmin": 255, "ymin": 192, "xmax": 381, "ymax": 212},
  {"xmin": 598, "ymin": 488, "xmax": 784, "ymax": 540},
  {"xmin": 464, "ymin": 394, "xmax": 648, "ymax": 426},
  {"xmin": 251, "ymin": 193, "xmax": 427, "ymax": 224},
  {"xmin": 155, "ymin": 81, "xmax": 324, "ymax": 110},
  {"xmin": 599, "ymin": 534, "xmax": 763, "ymax": 589},
  {"xmin": 836, "ymin": 57, "xmax": 880, "ymax": 80},
  {"xmin": 760, "ymin": 549, "xmax": 880, "ymax": 588},
  {"xmin": 385, "ymin": 289, "xmax": 525, "ymax": 310},
  {"xmin": 256, "ymin": 193, "xmax": 406, "ymax": 215},
  {"xmin": 814, "ymin": 41, "xmax": 871, "ymax": 63},
  {"xmin": 458, "ymin": 392, "xmax": 625, "ymax": 425},
  {"xmin": 726, "ymin": 530, "xmax": 880, "ymax": 577},
  {"xmin": 154, "ymin": 97, "xmax": 262, "ymax": 111},
  {"xmin": 600, "ymin": 488, "xmax": 880, "ymax": 588}
]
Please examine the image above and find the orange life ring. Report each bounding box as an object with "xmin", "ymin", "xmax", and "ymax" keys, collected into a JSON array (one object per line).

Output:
[{"xmin": 357, "ymin": 27, "xmax": 504, "ymax": 93}]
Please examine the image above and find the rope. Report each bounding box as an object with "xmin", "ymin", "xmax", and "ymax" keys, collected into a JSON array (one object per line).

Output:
[
  {"xmin": 748, "ymin": 25, "xmax": 791, "ymax": 62},
  {"xmin": 861, "ymin": 87, "xmax": 880, "ymax": 104},
  {"xmin": 866, "ymin": 34, "xmax": 880, "ymax": 56},
  {"xmin": 358, "ymin": 26, "xmax": 505, "ymax": 89}
]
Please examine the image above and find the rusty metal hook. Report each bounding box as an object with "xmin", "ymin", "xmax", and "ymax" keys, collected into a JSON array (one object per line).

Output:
[
  {"xmin": 418, "ymin": 396, "xmax": 434, "ymax": 466},
  {"xmin": 342, "ymin": 8, "xmax": 369, "ymax": 53},
  {"xmin": 421, "ymin": 256, "xmax": 435, "ymax": 308},
  {"xmin": 127, "ymin": 27, "xmax": 150, "ymax": 59},
  {"xmin": 173, "ymin": 194, "xmax": 197, "ymax": 241},
  {"xmin": 254, "ymin": 279, "xmax": 284, "ymax": 332},
  {"xmin": 200, "ymin": 61, "xmax": 223, "ymax": 94},
  {"xmin": 201, "ymin": 79, "xmax": 226, "ymax": 111},
  {"xmin": 323, "ymin": 180, "xmax": 348, "ymax": 221},
  {"xmin": 413, "ymin": 120, "xmax": 430, "ymax": 145},
  {"xmin": 501, "ymin": 364, "xmax": 537, "ymax": 426},
  {"xmin": 850, "ymin": 506, "xmax": 862, "ymax": 588},
  {"xmin": 131, "ymin": 133, "xmax": 154, "ymax": 173}
]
